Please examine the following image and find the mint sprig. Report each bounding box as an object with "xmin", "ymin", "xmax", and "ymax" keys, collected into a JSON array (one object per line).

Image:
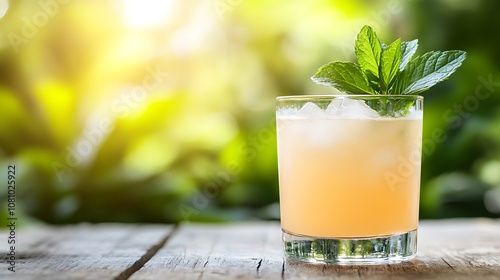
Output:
[{"xmin": 311, "ymin": 25, "xmax": 466, "ymax": 95}]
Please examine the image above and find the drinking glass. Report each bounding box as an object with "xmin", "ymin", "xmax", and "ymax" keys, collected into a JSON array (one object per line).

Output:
[{"xmin": 276, "ymin": 95, "xmax": 423, "ymax": 264}]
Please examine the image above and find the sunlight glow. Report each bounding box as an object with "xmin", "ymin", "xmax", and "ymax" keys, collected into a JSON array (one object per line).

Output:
[
  {"xmin": 0, "ymin": 0, "xmax": 9, "ymax": 20},
  {"xmin": 122, "ymin": 0, "xmax": 176, "ymax": 28}
]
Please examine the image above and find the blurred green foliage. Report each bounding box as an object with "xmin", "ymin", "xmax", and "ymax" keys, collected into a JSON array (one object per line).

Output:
[{"xmin": 0, "ymin": 0, "xmax": 499, "ymax": 224}]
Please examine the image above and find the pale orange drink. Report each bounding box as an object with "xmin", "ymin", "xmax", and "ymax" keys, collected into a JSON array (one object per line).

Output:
[{"xmin": 276, "ymin": 95, "xmax": 423, "ymax": 264}]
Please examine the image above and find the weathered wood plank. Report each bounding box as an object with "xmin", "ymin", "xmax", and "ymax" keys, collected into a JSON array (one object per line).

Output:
[
  {"xmin": 414, "ymin": 219, "xmax": 500, "ymax": 279},
  {"xmin": 0, "ymin": 223, "xmax": 174, "ymax": 280},
  {"xmin": 2, "ymin": 219, "xmax": 499, "ymax": 280},
  {"xmin": 132, "ymin": 219, "xmax": 500, "ymax": 280},
  {"xmin": 283, "ymin": 219, "xmax": 500, "ymax": 280},
  {"xmin": 129, "ymin": 222, "xmax": 284, "ymax": 280}
]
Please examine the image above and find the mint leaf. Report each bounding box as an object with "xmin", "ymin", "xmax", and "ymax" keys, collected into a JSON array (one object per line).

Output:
[
  {"xmin": 379, "ymin": 38, "xmax": 402, "ymax": 92},
  {"xmin": 355, "ymin": 25, "xmax": 382, "ymax": 89},
  {"xmin": 311, "ymin": 62, "xmax": 374, "ymax": 94},
  {"xmin": 310, "ymin": 25, "xmax": 466, "ymax": 98},
  {"xmin": 400, "ymin": 39, "xmax": 418, "ymax": 71},
  {"xmin": 390, "ymin": 50, "xmax": 467, "ymax": 95}
]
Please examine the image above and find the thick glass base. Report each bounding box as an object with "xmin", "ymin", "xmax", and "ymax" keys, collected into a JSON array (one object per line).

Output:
[{"xmin": 283, "ymin": 229, "xmax": 417, "ymax": 265}]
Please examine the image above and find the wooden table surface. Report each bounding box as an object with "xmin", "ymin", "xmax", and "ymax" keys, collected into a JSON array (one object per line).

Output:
[{"xmin": 1, "ymin": 219, "xmax": 499, "ymax": 280}]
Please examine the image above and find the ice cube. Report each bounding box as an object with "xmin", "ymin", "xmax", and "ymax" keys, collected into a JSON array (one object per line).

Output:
[
  {"xmin": 296, "ymin": 102, "xmax": 326, "ymax": 118},
  {"xmin": 276, "ymin": 107, "xmax": 299, "ymax": 118},
  {"xmin": 325, "ymin": 98, "xmax": 379, "ymax": 118},
  {"xmin": 403, "ymin": 108, "xmax": 423, "ymax": 119},
  {"xmin": 325, "ymin": 97, "xmax": 347, "ymax": 116},
  {"xmin": 337, "ymin": 98, "xmax": 380, "ymax": 119}
]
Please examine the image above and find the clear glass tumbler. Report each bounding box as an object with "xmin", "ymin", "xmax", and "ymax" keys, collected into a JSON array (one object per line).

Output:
[{"xmin": 276, "ymin": 95, "xmax": 423, "ymax": 265}]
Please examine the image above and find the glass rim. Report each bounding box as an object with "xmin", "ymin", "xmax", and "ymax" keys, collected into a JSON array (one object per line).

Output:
[{"xmin": 276, "ymin": 94, "xmax": 423, "ymax": 101}]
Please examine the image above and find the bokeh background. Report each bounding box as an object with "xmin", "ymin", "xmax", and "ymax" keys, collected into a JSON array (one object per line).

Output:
[{"xmin": 1, "ymin": 0, "xmax": 499, "ymax": 225}]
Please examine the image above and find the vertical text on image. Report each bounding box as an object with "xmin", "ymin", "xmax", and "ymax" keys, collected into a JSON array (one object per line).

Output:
[{"xmin": 6, "ymin": 165, "xmax": 17, "ymax": 272}]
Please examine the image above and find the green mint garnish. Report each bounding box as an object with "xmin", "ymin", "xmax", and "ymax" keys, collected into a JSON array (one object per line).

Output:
[
  {"xmin": 311, "ymin": 62, "xmax": 374, "ymax": 94},
  {"xmin": 391, "ymin": 51, "xmax": 467, "ymax": 95},
  {"xmin": 379, "ymin": 38, "xmax": 402, "ymax": 93},
  {"xmin": 311, "ymin": 25, "xmax": 467, "ymax": 95},
  {"xmin": 399, "ymin": 39, "xmax": 418, "ymax": 71},
  {"xmin": 355, "ymin": 25, "xmax": 382, "ymax": 91}
]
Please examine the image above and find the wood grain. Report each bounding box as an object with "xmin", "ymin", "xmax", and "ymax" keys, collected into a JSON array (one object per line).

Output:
[
  {"xmin": 0, "ymin": 223, "xmax": 173, "ymax": 280},
  {"xmin": 131, "ymin": 219, "xmax": 500, "ymax": 280},
  {"xmin": 1, "ymin": 219, "xmax": 500, "ymax": 280},
  {"xmin": 129, "ymin": 222, "xmax": 284, "ymax": 280}
]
